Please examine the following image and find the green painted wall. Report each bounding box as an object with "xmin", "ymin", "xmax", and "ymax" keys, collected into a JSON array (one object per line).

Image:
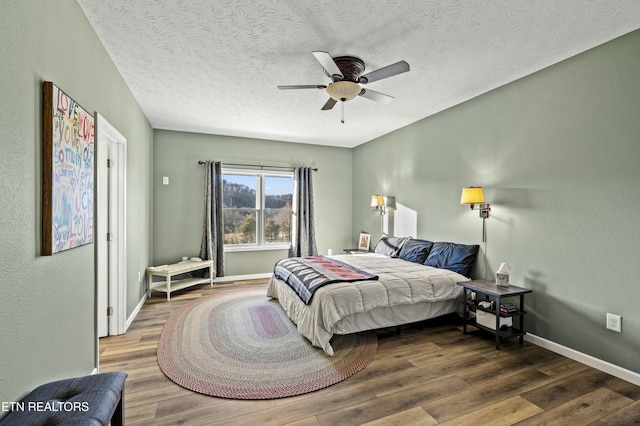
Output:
[
  {"xmin": 353, "ymin": 30, "xmax": 640, "ymax": 373},
  {"xmin": 0, "ymin": 0, "xmax": 153, "ymax": 408},
  {"xmin": 153, "ymin": 130, "xmax": 352, "ymax": 275}
]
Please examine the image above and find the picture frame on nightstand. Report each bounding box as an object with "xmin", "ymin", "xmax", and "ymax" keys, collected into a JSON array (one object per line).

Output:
[{"xmin": 358, "ymin": 232, "xmax": 370, "ymax": 251}]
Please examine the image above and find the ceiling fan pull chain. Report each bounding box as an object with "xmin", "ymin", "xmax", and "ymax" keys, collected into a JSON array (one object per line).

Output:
[{"xmin": 341, "ymin": 100, "xmax": 345, "ymax": 124}]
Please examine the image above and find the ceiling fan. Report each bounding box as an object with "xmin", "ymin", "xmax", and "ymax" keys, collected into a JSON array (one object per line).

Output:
[{"xmin": 278, "ymin": 51, "xmax": 410, "ymax": 123}]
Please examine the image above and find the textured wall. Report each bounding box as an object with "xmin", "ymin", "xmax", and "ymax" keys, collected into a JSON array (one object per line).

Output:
[
  {"xmin": 152, "ymin": 130, "xmax": 353, "ymax": 275},
  {"xmin": 0, "ymin": 0, "xmax": 153, "ymax": 408},
  {"xmin": 353, "ymin": 30, "xmax": 640, "ymax": 373}
]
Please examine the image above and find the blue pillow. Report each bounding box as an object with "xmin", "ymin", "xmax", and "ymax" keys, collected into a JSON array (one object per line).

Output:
[
  {"xmin": 373, "ymin": 236, "xmax": 409, "ymax": 257},
  {"xmin": 424, "ymin": 242, "xmax": 479, "ymax": 277},
  {"xmin": 398, "ymin": 239, "xmax": 433, "ymax": 264}
]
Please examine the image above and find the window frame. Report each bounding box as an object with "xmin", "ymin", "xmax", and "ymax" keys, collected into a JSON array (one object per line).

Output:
[{"xmin": 222, "ymin": 168, "xmax": 294, "ymax": 252}]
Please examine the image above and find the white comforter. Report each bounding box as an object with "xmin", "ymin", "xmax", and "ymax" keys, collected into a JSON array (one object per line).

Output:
[{"xmin": 266, "ymin": 254, "xmax": 468, "ymax": 355}]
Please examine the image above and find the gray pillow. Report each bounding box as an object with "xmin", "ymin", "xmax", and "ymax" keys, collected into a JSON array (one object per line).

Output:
[{"xmin": 373, "ymin": 236, "xmax": 409, "ymax": 257}]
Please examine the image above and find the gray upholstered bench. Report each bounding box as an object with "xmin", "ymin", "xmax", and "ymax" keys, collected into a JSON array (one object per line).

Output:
[{"xmin": 0, "ymin": 372, "xmax": 127, "ymax": 425}]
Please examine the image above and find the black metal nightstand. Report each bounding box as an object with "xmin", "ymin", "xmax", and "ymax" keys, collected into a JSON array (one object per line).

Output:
[{"xmin": 458, "ymin": 280, "xmax": 532, "ymax": 350}]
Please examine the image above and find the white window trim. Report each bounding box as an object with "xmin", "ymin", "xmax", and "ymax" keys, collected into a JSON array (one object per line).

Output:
[
  {"xmin": 224, "ymin": 244, "xmax": 291, "ymax": 253},
  {"xmin": 222, "ymin": 167, "xmax": 293, "ymax": 252}
]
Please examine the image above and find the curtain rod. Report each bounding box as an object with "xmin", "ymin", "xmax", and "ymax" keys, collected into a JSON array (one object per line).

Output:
[{"xmin": 197, "ymin": 161, "xmax": 318, "ymax": 172}]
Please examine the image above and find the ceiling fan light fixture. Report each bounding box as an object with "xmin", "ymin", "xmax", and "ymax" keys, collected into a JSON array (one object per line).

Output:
[{"xmin": 326, "ymin": 81, "xmax": 361, "ymax": 102}]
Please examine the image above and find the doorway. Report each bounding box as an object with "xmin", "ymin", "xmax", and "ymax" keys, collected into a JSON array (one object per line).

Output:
[{"xmin": 96, "ymin": 113, "xmax": 126, "ymax": 338}]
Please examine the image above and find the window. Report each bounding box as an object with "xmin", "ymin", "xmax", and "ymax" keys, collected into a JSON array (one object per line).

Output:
[{"xmin": 222, "ymin": 169, "xmax": 294, "ymax": 250}]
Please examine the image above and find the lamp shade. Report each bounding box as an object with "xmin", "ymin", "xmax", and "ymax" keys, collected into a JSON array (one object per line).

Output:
[
  {"xmin": 371, "ymin": 195, "xmax": 385, "ymax": 208},
  {"xmin": 326, "ymin": 81, "xmax": 362, "ymax": 101},
  {"xmin": 460, "ymin": 187, "xmax": 485, "ymax": 205}
]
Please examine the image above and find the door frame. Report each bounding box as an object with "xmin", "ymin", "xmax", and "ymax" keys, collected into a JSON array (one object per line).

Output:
[{"xmin": 95, "ymin": 113, "xmax": 127, "ymax": 340}]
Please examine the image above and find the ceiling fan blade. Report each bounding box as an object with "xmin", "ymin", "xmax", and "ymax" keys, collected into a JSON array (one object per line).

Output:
[
  {"xmin": 321, "ymin": 98, "xmax": 337, "ymax": 110},
  {"xmin": 359, "ymin": 60, "xmax": 410, "ymax": 84},
  {"xmin": 278, "ymin": 85, "xmax": 327, "ymax": 90},
  {"xmin": 312, "ymin": 51, "xmax": 343, "ymax": 79},
  {"xmin": 359, "ymin": 88, "xmax": 394, "ymax": 104}
]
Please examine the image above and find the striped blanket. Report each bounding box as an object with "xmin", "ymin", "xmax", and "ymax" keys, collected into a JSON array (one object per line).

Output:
[{"xmin": 274, "ymin": 256, "xmax": 378, "ymax": 305}]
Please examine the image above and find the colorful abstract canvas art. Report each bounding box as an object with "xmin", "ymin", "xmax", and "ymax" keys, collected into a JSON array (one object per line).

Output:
[{"xmin": 42, "ymin": 82, "xmax": 95, "ymax": 255}]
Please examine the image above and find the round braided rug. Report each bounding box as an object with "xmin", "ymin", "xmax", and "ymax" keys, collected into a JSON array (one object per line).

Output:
[{"xmin": 157, "ymin": 286, "xmax": 377, "ymax": 399}]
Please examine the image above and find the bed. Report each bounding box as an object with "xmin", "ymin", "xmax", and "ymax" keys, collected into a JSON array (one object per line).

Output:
[{"xmin": 267, "ymin": 237, "xmax": 479, "ymax": 355}]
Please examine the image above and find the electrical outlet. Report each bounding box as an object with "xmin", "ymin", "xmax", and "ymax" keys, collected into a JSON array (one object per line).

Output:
[{"xmin": 606, "ymin": 313, "xmax": 621, "ymax": 332}]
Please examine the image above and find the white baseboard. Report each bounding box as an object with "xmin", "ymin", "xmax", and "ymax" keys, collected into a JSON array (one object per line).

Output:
[
  {"xmin": 213, "ymin": 273, "xmax": 272, "ymax": 283},
  {"xmin": 124, "ymin": 293, "xmax": 147, "ymax": 333},
  {"xmin": 525, "ymin": 333, "xmax": 640, "ymax": 386}
]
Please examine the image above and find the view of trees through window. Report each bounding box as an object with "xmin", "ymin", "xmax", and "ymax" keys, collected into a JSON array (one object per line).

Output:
[{"xmin": 222, "ymin": 173, "xmax": 293, "ymax": 246}]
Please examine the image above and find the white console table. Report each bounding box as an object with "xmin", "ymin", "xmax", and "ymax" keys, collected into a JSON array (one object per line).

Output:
[{"xmin": 147, "ymin": 260, "xmax": 213, "ymax": 300}]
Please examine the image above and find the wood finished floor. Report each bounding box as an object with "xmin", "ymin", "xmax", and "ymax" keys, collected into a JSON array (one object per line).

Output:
[{"xmin": 99, "ymin": 280, "xmax": 640, "ymax": 425}]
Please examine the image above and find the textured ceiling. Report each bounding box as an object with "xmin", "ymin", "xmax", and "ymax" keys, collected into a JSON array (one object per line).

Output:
[{"xmin": 77, "ymin": 0, "xmax": 640, "ymax": 148}]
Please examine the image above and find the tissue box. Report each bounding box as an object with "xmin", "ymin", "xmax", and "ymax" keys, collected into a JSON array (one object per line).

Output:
[
  {"xmin": 496, "ymin": 272, "xmax": 509, "ymax": 287},
  {"xmin": 476, "ymin": 310, "xmax": 512, "ymax": 330}
]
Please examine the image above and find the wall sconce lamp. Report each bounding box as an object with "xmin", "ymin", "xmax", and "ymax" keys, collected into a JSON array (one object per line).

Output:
[
  {"xmin": 460, "ymin": 186, "xmax": 491, "ymax": 242},
  {"xmin": 371, "ymin": 195, "xmax": 386, "ymax": 215},
  {"xmin": 460, "ymin": 187, "xmax": 490, "ymax": 218}
]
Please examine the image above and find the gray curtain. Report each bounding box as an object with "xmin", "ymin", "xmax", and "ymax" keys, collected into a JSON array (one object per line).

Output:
[
  {"xmin": 290, "ymin": 167, "xmax": 318, "ymax": 257},
  {"xmin": 199, "ymin": 161, "xmax": 224, "ymax": 277}
]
